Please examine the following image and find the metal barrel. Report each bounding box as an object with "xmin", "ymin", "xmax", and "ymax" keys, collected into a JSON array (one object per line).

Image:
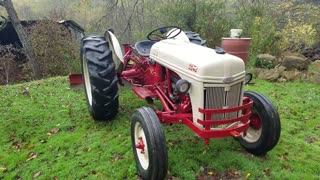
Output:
[{"xmin": 221, "ymin": 38, "xmax": 251, "ymax": 66}]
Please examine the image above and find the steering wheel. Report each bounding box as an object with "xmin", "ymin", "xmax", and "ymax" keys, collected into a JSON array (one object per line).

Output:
[{"xmin": 147, "ymin": 26, "xmax": 182, "ymax": 41}]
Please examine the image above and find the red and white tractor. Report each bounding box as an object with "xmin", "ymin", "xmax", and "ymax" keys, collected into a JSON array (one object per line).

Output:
[{"xmin": 80, "ymin": 26, "xmax": 281, "ymax": 180}]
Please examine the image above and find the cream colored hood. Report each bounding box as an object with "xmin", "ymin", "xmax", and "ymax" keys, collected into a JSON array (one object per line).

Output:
[{"xmin": 150, "ymin": 39, "xmax": 245, "ymax": 83}]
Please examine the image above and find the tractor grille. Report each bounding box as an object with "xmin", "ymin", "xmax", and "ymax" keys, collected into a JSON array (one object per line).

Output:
[{"xmin": 204, "ymin": 82, "xmax": 243, "ymax": 121}]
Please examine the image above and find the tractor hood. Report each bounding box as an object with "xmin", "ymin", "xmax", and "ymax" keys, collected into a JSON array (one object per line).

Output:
[{"xmin": 150, "ymin": 39, "xmax": 245, "ymax": 83}]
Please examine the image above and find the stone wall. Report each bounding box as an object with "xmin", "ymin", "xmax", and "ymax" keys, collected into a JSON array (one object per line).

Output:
[{"xmin": 253, "ymin": 54, "xmax": 320, "ymax": 84}]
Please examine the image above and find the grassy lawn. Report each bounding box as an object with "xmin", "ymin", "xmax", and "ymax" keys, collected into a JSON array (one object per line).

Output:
[{"xmin": 0, "ymin": 77, "xmax": 319, "ymax": 179}]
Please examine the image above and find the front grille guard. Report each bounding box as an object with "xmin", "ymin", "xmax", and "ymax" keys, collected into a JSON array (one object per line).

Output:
[
  {"xmin": 182, "ymin": 97, "xmax": 253, "ymax": 145},
  {"xmin": 157, "ymin": 95, "xmax": 253, "ymax": 145}
]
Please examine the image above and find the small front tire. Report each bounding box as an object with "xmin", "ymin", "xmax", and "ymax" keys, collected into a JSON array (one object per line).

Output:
[
  {"xmin": 239, "ymin": 91, "xmax": 281, "ymax": 156},
  {"xmin": 131, "ymin": 107, "xmax": 168, "ymax": 180}
]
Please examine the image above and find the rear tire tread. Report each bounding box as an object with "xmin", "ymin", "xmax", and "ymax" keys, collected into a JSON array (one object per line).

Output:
[{"xmin": 81, "ymin": 36, "xmax": 119, "ymax": 121}]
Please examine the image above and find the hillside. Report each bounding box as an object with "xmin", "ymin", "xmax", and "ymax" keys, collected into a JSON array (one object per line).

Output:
[{"xmin": 0, "ymin": 77, "xmax": 319, "ymax": 179}]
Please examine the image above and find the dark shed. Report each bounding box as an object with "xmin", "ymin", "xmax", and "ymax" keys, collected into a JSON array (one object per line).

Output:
[{"xmin": 0, "ymin": 20, "xmax": 84, "ymax": 48}]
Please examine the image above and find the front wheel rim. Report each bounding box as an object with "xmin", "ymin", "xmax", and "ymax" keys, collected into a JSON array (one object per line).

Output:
[
  {"xmin": 134, "ymin": 122, "xmax": 149, "ymax": 170},
  {"xmin": 242, "ymin": 112, "xmax": 262, "ymax": 143}
]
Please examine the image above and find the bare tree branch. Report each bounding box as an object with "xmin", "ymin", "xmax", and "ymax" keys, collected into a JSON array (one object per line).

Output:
[
  {"xmin": 96, "ymin": 0, "xmax": 119, "ymax": 25},
  {"xmin": 120, "ymin": 0, "xmax": 140, "ymax": 39}
]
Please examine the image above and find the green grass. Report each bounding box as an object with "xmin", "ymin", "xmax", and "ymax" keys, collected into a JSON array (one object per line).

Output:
[{"xmin": 0, "ymin": 77, "xmax": 319, "ymax": 179}]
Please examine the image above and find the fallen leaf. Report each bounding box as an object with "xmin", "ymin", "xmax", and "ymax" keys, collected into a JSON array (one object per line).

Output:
[
  {"xmin": 200, "ymin": 166, "xmax": 204, "ymax": 172},
  {"xmin": 7, "ymin": 135, "xmax": 15, "ymax": 142},
  {"xmin": 33, "ymin": 171, "xmax": 41, "ymax": 178},
  {"xmin": 234, "ymin": 170, "xmax": 242, "ymax": 176},
  {"xmin": 79, "ymin": 162, "xmax": 88, "ymax": 167},
  {"xmin": 22, "ymin": 90, "xmax": 30, "ymax": 96},
  {"xmin": 11, "ymin": 141, "xmax": 22, "ymax": 149},
  {"xmin": 304, "ymin": 137, "xmax": 313, "ymax": 144},
  {"xmin": 245, "ymin": 173, "xmax": 251, "ymax": 179},
  {"xmin": 27, "ymin": 152, "xmax": 36, "ymax": 157},
  {"xmin": 264, "ymin": 168, "xmax": 270, "ymax": 176},
  {"xmin": 290, "ymin": 111, "xmax": 297, "ymax": 115},
  {"xmin": 26, "ymin": 142, "xmax": 35, "ymax": 149},
  {"xmin": 0, "ymin": 167, "xmax": 7, "ymax": 172},
  {"xmin": 279, "ymin": 152, "xmax": 289, "ymax": 161},
  {"xmin": 207, "ymin": 171, "xmax": 214, "ymax": 176},
  {"xmin": 50, "ymin": 129, "xmax": 59, "ymax": 134},
  {"xmin": 26, "ymin": 152, "xmax": 37, "ymax": 162},
  {"xmin": 281, "ymin": 165, "xmax": 292, "ymax": 172},
  {"xmin": 112, "ymin": 153, "xmax": 122, "ymax": 162}
]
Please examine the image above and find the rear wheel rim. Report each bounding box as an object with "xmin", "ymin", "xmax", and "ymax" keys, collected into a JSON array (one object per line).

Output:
[
  {"xmin": 134, "ymin": 122, "xmax": 149, "ymax": 170},
  {"xmin": 82, "ymin": 55, "xmax": 92, "ymax": 106},
  {"xmin": 242, "ymin": 110, "xmax": 262, "ymax": 143}
]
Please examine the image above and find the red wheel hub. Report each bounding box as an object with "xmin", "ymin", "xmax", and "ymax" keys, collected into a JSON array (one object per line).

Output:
[
  {"xmin": 250, "ymin": 114, "xmax": 261, "ymax": 130},
  {"xmin": 135, "ymin": 137, "xmax": 145, "ymax": 154}
]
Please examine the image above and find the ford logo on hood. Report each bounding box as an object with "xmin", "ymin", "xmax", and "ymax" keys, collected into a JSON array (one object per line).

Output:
[{"xmin": 223, "ymin": 77, "xmax": 234, "ymax": 84}]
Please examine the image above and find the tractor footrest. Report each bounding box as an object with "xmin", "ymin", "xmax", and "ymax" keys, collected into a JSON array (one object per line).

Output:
[
  {"xmin": 69, "ymin": 74, "xmax": 83, "ymax": 90},
  {"xmin": 69, "ymin": 73, "xmax": 83, "ymax": 84},
  {"xmin": 132, "ymin": 87, "xmax": 157, "ymax": 99}
]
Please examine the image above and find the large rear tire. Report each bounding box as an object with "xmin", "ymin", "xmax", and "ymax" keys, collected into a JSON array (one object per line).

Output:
[
  {"xmin": 131, "ymin": 107, "xmax": 168, "ymax": 180},
  {"xmin": 80, "ymin": 36, "xmax": 119, "ymax": 121},
  {"xmin": 239, "ymin": 91, "xmax": 281, "ymax": 156}
]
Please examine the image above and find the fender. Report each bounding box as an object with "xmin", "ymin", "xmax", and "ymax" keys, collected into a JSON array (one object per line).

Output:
[{"xmin": 104, "ymin": 30, "xmax": 124, "ymax": 72}]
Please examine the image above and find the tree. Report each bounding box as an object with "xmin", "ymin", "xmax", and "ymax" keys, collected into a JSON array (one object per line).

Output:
[{"xmin": 0, "ymin": 0, "xmax": 41, "ymax": 79}]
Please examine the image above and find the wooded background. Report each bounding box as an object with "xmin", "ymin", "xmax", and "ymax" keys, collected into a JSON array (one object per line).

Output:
[
  {"xmin": 1, "ymin": 0, "xmax": 319, "ymax": 48},
  {"xmin": 0, "ymin": 0, "xmax": 320, "ymax": 84}
]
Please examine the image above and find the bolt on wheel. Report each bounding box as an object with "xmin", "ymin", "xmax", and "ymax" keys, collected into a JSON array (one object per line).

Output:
[
  {"xmin": 134, "ymin": 122, "xmax": 149, "ymax": 170},
  {"xmin": 241, "ymin": 110, "xmax": 262, "ymax": 143}
]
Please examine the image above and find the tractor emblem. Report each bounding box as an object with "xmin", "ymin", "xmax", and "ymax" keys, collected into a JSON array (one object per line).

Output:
[{"xmin": 188, "ymin": 64, "xmax": 198, "ymax": 72}]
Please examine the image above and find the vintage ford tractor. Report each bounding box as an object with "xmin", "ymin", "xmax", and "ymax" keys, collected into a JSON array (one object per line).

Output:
[{"xmin": 80, "ymin": 26, "xmax": 281, "ymax": 180}]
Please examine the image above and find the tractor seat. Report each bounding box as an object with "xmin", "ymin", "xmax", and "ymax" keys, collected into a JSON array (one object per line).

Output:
[{"xmin": 134, "ymin": 40, "xmax": 156, "ymax": 56}]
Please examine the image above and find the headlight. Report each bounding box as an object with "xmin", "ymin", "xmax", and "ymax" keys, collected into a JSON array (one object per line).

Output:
[{"xmin": 174, "ymin": 79, "xmax": 190, "ymax": 94}]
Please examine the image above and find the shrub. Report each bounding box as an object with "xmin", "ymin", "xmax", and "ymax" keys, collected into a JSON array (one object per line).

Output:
[
  {"xmin": 235, "ymin": 2, "xmax": 281, "ymax": 57},
  {"xmin": 253, "ymin": 56, "xmax": 276, "ymax": 69},
  {"xmin": 276, "ymin": 2, "xmax": 320, "ymax": 53},
  {"xmin": 280, "ymin": 20, "xmax": 317, "ymax": 52},
  {"xmin": 26, "ymin": 20, "xmax": 80, "ymax": 78},
  {"xmin": 0, "ymin": 45, "xmax": 31, "ymax": 85}
]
